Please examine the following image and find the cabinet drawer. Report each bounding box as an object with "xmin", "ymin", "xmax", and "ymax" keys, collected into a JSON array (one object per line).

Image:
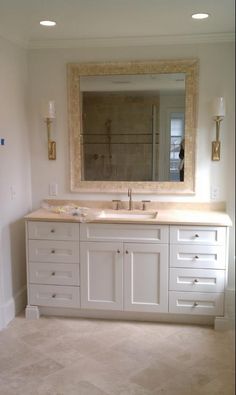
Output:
[
  {"xmin": 28, "ymin": 240, "xmax": 79, "ymax": 263},
  {"xmin": 170, "ymin": 226, "xmax": 226, "ymax": 246},
  {"xmin": 169, "ymin": 268, "xmax": 225, "ymax": 293},
  {"xmin": 28, "ymin": 221, "xmax": 79, "ymax": 241},
  {"xmin": 29, "ymin": 284, "xmax": 80, "ymax": 308},
  {"xmin": 170, "ymin": 244, "xmax": 225, "ymax": 269},
  {"xmin": 29, "ymin": 263, "xmax": 79, "ymax": 286},
  {"xmin": 169, "ymin": 291, "xmax": 224, "ymax": 316},
  {"xmin": 80, "ymin": 223, "xmax": 169, "ymax": 243}
]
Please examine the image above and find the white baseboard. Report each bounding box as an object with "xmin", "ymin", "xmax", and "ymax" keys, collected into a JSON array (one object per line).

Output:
[
  {"xmin": 0, "ymin": 286, "xmax": 26, "ymax": 330},
  {"xmin": 215, "ymin": 288, "xmax": 235, "ymax": 331},
  {"xmin": 225, "ymin": 288, "xmax": 235, "ymax": 317},
  {"xmin": 214, "ymin": 316, "xmax": 235, "ymax": 331}
]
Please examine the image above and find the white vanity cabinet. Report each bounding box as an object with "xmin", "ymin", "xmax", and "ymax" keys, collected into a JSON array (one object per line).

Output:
[
  {"xmin": 169, "ymin": 225, "xmax": 226, "ymax": 316},
  {"xmin": 26, "ymin": 221, "xmax": 80, "ymax": 309},
  {"xmin": 25, "ymin": 217, "xmax": 229, "ymax": 326},
  {"xmin": 80, "ymin": 223, "xmax": 169, "ymax": 313}
]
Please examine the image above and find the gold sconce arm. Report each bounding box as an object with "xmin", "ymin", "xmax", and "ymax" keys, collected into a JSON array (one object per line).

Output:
[
  {"xmin": 212, "ymin": 116, "xmax": 224, "ymax": 161},
  {"xmin": 46, "ymin": 117, "xmax": 56, "ymax": 160}
]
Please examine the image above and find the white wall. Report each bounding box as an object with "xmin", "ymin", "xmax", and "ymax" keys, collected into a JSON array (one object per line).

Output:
[
  {"xmin": 28, "ymin": 42, "xmax": 235, "ymax": 292},
  {"xmin": 28, "ymin": 43, "xmax": 234, "ymax": 201},
  {"xmin": 0, "ymin": 36, "xmax": 32, "ymax": 329},
  {"xmin": 0, "ymin": 38, "xmax": 233, "ymax": 329}
]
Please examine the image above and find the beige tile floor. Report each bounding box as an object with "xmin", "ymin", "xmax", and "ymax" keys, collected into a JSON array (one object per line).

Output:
[{"xmin": 0, "ymin": 313, "xmax": 234, "ymax": 395}]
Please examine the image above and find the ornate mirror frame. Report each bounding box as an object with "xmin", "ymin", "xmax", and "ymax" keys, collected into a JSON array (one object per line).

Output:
[{"xmin": 67, "ymin": 59, "xmax": 198, "ymax": 194}]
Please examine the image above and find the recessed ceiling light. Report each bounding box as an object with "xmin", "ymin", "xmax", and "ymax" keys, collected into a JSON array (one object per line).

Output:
[
  {"xmin": 40, "ymin": 20, "xmax": 56, "ymax": 26},
  {"xmin": 192, "ymin": 13, "xmax": 209, "ymax": 20}
]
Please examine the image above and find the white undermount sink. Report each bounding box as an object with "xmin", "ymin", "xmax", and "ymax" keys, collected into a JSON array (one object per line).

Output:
[{"xmin": 97, "ymin": 210, "xmax": 158, "ymax": 220}]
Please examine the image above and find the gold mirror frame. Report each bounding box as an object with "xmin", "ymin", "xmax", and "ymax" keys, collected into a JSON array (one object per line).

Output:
[{"xmin": 67, "ymin": 59, "xmax": 198, "ymax": 194}]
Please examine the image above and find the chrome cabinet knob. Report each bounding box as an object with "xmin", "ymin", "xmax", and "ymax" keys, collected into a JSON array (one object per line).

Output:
[
  {"xmin": 193, "ymin": 279, "xmax": 199, "ymax": 283},
  {"xmin": 194, "ymin": 255, "xmax": 199, "ymax": 259},
  {"xmin": 51, "ymin": 229, "xmax": 55, "ymax": 233},
  {"xmin": 51, "ymin": 272, "xmax": 56, "ymax": 276},
  {"xmin": 51, "ymin": 250, "xmax": 55, "ymax": 254},
  {"xmin": 117, "ymin": 250, "xmax": 120, "ymax": 254},
  {"xmin": 52, "ymin": 294, "xmax": 56, "ymax": 298},
  {"xmin": 194, "ymin": 234, "xmax": 199, "ymax": 238},
  {"xmin": 193, "ymin": 302, "xmax": 198, "ymax": 307},
  {"xmin": 125, "ymin": 250, "xmax": 129, "ymax": 254}
]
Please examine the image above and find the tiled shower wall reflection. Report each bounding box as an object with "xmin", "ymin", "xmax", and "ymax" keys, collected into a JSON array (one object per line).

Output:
[{"xmin": 82, "ymin": 92, "xmax": 159, "ymax": 181}]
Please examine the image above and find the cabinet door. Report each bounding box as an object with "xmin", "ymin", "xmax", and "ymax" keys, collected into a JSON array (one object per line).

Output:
[
  {"xmin": 80, "ymin": 242, "xmax": 123, "ymax": 310},
  {"xmin": 124, "ymin": 243, "xmax": 168, "ymax": 313}
]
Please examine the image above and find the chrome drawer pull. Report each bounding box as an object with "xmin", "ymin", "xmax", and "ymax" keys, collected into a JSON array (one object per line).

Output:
[
  {"xmin": 52, "ymin": 294, "xmax": 56, "ymax": 298},
  {"xmin": 51, "ymin": 272, "xmax": 56, "ymax": 276},
  {"xmin": 193, "ymin": 302, "xmax": 198, "ymax": 307},
  {"xmin": 51, "ymin": 250, "xmax": 55, "ymax": 254}
]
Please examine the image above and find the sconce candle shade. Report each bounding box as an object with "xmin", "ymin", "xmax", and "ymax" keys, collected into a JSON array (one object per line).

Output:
[
  {"xmin": 41, "ymin": 100, "xmax": 56, "ymax": 119},
  {"xmin": 211, "ymin": 97, "xmax": 226, "ymax": 117}
]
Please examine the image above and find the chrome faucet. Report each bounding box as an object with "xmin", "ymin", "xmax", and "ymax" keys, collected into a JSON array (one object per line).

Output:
[{"xmin": 128, "ymin": 188, "xmax": 133, "ymax": 210}]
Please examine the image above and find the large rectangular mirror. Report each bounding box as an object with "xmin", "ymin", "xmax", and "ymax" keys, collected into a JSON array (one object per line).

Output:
[{"xmin": 67, "ymin": 59, "xmax": 198, "ymax": 194}]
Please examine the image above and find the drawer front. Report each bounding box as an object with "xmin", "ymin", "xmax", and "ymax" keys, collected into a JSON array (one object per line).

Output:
[
  {"xmin": 80, "ymin": 223, "xmax": 169, "ymax": 243},
  {"xmin": 28, "ymin": 240, "xmax": 79, "ymax": 263},
  {"xmin": 29, "ymin": 284, "xmax": 80, "ymax": 308},
  {"xmin": 169, "ymin": 268, "xmax": 225, "ymax": 293},
  {"xmin": 29, "ymin": 263, "xmax": 79, "ymax": 286},
  {"xmin": 169, "ymin": 291, "xmax": 224, "ymax": 316},
  {"xmin": 170, "ymin": 226, "xmax": 226, "ymax": 246},
  {"xmin": 28, "ymin": 221, "xmax": 79, "ymax": 241},
  {"xmin": 170, "ymin": 244, "xmax": 225, "ymax": 269}
]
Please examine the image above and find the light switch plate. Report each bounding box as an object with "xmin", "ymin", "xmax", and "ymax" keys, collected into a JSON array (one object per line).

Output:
[
  {"xmin": 210, "ymin": 186, "xmax": 220, "ymax": 200},
  {"xmin": 49, "ymin": 182, "xmax": 58, "ymax": 196}
]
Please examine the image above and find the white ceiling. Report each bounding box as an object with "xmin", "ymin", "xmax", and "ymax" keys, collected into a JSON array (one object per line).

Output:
[{"xmin": 0, "ymin": 0, "xmax": 234, "ymax": 48}]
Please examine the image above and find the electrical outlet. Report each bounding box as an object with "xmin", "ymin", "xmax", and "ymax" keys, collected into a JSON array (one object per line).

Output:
[
  {"xmin": 210, "ymin": 186, "xmax": 220, "ymax": 200},
  {"xmin": 49, "ymin": 182, "xmax": 58, "ymax": 196},
  {"xmin": 10, "ymin": 185, "xmax": 16, "ymax": 200}
]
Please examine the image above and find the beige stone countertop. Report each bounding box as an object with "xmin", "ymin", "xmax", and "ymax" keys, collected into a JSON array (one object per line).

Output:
[{"xmin": 25, "ymin": 208, "xmax": 232, "ymax": 227}]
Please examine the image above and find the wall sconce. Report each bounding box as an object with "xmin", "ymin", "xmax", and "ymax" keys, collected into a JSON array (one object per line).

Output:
[
  {"xmin": 41, "ymin": 100, "xmax": 56, "ymax": 160},
  {"xmin": 211, "ymin": 97, "xmax": 226, "ymax": 161}
]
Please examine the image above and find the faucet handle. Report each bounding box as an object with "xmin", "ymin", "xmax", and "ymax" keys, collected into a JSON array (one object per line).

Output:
[
  {"xmin": 141, "ymin": 200, "xmax": 151, "ymax": 211},
  {"xmin": 112, "ymin": 200, "xmax": 121, "ymax": 210}
]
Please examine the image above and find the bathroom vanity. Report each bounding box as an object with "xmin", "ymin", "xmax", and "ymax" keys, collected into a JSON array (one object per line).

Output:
[{"xmin": 25, "ymin": 203, "xmax": 231, "ymax": 329}]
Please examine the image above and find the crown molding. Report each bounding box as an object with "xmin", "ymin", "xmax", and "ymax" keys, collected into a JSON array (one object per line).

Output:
[
  {"xmin": 28, "ymin": 32, "xmax": 235, "ymax": 49},
  {"xmin": 0, "ymin": 31, "xmax": 28, "ymax": 49},
  {"xmin": 1, "ymin": 31, "xmax": 234, "ymax": 50}
]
